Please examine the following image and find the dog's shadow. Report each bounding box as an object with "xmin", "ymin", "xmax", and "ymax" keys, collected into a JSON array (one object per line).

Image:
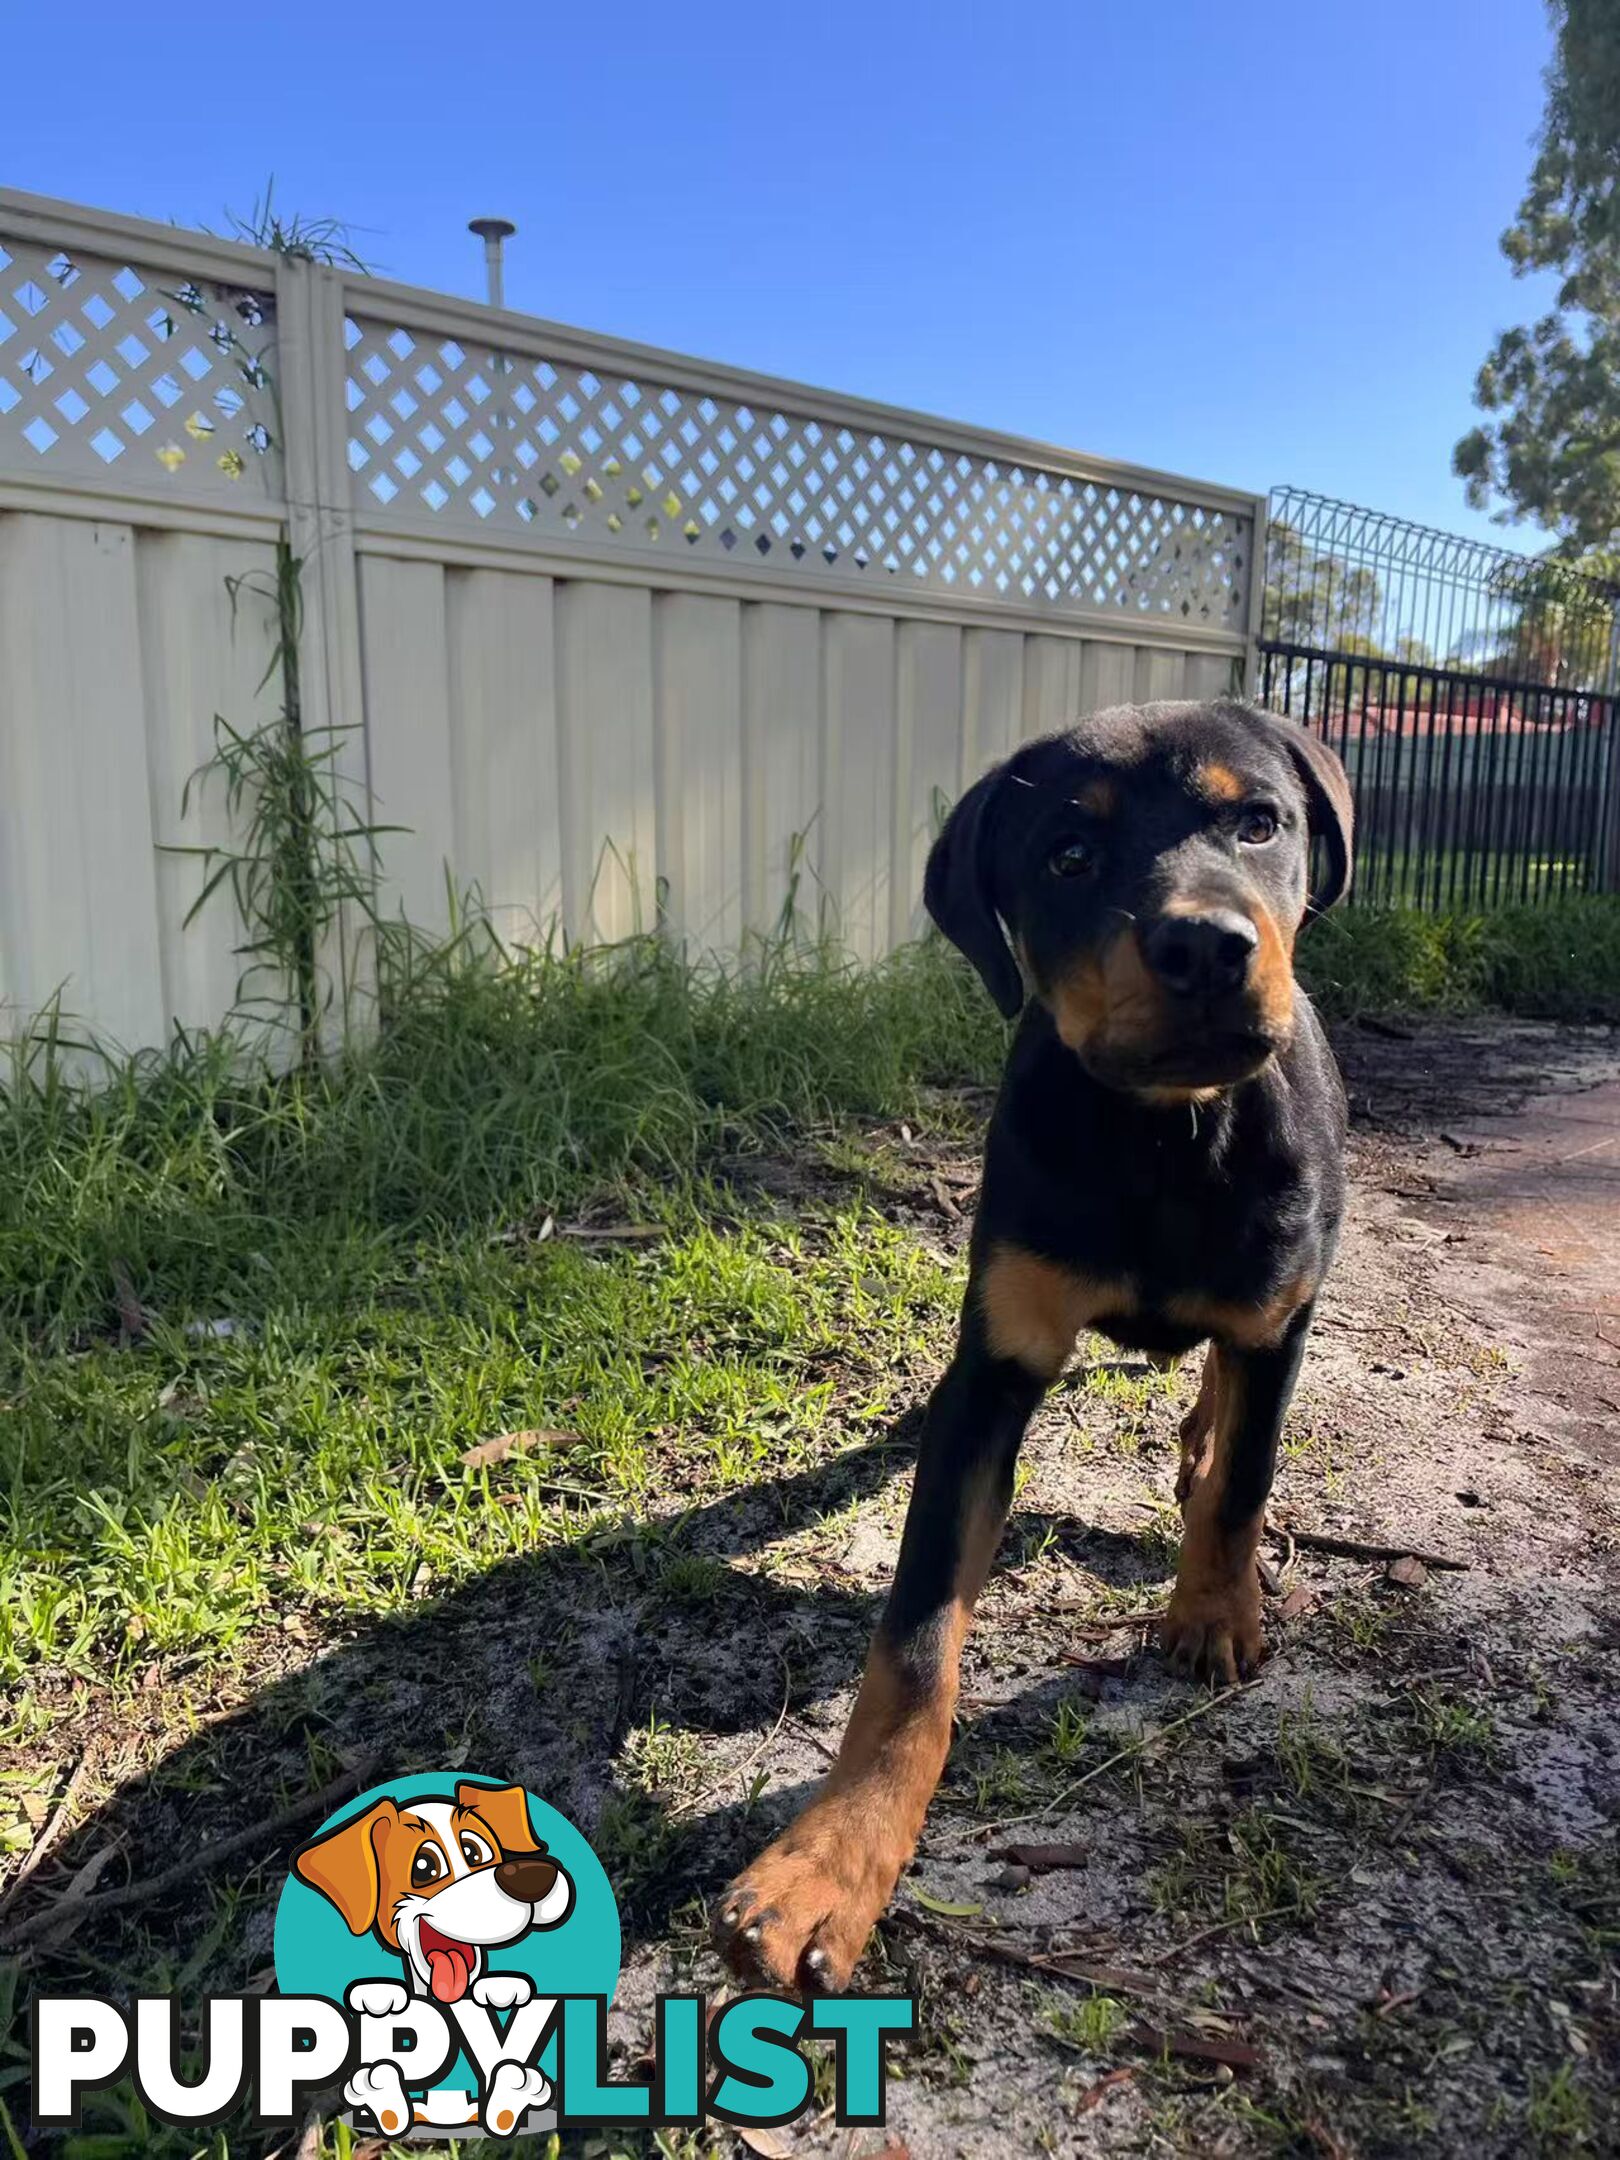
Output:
[{"xmin": 4, "ymin": 1408, "xmax": 1173, "ymax": 2101}]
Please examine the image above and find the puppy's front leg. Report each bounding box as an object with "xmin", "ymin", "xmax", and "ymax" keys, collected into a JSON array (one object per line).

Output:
[
  {"xmin": 1161, "ymin": 1304, "xmax": 1314, "ymax": 1686},
  {"xmin": 715, "ymin": 1318, "xmax": 1046, "ymax": 1991}
]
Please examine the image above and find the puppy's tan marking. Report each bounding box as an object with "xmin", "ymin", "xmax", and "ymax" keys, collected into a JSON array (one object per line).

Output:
[
  {"xmin": 1166, "ymin": 1272, "xmax": 1314, "ymax": 1351},
  {"xmin": 1161, "ymin": 1345, "xmax": 1265, "ymax": 1684},
  {"xmin": 979, "ymin": 1243, "xmax": 1134, "ymax": 1376},
  {"xmin": 1250, "ymin": 898, "xmax": 1297, "ymax": 1036},
  {"xmin": 1196, "ymin": 761, "xmax": 1245, "ymax": 802},
  {"xmin": 1075, "ymin": 777, "xmax": 1117, "ymax": 817},
  {"xmin": 716, "ymin": 1456, "xmax": 1014, "ymax": 1991},
  {"xmin": 1047, "ymin": 930, "xmax": 1170, "ymax": 1067}
]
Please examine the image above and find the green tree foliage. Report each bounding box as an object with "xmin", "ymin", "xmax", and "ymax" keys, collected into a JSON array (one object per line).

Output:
[{"xmin": 1455, "ymin": 0, "xmax": 1620, "ymax": 548}]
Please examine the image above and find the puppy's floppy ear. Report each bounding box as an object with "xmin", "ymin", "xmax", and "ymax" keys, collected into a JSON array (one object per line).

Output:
[
  {"xmin": 1253, "ymin": 708, "xmax": 1354, "ymax": 913},
  {"xmin": 292, "ymin": 1799, "xmax": 397, "ymax": 1934},
  {"xmin": 456, "ymin": 1780, "xmax": 539, "ymax": 1857},
  {"xmin": 924, "ymin": 765, "xmax": 1024, "ymax": 1019}
]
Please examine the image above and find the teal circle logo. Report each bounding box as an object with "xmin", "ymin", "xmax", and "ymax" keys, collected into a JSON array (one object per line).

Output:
[{"xmin": 273, "ymin": 1773, "xmax": 619, "ymax": 2139}]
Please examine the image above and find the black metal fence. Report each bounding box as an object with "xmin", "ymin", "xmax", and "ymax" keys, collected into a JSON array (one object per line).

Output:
[
  {"xmin": 1260, "ymin": 491, "xmax": 1620, "ymax": 908},
  {"xmin": 1258, "ymin": 642, "xmax": 1616, "ymax": 909}
]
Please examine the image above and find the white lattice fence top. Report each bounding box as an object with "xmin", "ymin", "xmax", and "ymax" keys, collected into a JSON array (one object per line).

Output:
[
  {"xmin": 345, "ymin": 314, "xmax": 1250, "ymax": 627},
  {"xmin": 0, "ymin": 232, "xmax": 281, "ymax": 499}
]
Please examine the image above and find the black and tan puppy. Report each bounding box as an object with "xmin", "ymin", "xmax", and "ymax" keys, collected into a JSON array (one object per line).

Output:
[{"xmin": 714, "ymin": 697, "xmax": 1354, "ymax": 1994}]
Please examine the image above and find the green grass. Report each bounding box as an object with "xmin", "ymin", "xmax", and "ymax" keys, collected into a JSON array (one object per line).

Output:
[
  {"xmin": 1298, "ymin": 894, "xmax": 1620, "ymax": 1021},
  {"xmin": 0, "ymin": 933, "xmax": 1003, "ymax": 1720}
]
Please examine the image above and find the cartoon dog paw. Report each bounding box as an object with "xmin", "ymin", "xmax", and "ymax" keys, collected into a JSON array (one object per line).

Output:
[
  {"xmin": 346, "ymin": 2061, "xmax": 412, "ymax": 2137},
  {"xmin": 471, "ymin": 1971, "xmax": 534, "ymax": 2011},
  {"xmin": 345, "ymin": 1979, "xmax": 409, "ymax": 2018},
  {"xmin": 482, "ymin": 2059, "xmax": 550, "ymax": 2136}
]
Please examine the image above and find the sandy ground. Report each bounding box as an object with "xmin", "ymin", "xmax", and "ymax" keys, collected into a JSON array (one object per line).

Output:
[{"xmin": 612, "ymin": 1018, "xmax": 1620, "ymax": 2157}]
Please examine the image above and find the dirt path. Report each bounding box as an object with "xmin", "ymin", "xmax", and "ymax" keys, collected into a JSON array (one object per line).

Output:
[{"xmin": 621, "ymin": 1022, "xmax": 1620, "ymax": 2158}]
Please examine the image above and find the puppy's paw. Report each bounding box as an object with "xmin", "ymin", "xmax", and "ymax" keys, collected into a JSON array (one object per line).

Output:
[
  {"xmin": 713, "ymin": 1797, "xmax": 904, "ymax": 1994},
  {"xmin": 1160, "ymin": 1576, "xmax": 1264, "ymax": 1687},
  {"xmin": 345, "ymin": 1978, "xmax": 409, "ymax": 2018},
  {"xmin": 345, "ymin": 2061, "xmax": 412, "ymax": 2138},
  {"xmin": 483, "ymin": 2060, "xmax": 550, "ymax": 2136},
  {"xmin": 471, "ymin": 1971, "xmax": 534, "ymax": 2011}
]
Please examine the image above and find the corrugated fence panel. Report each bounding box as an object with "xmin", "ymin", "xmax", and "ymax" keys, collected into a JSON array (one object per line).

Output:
[
  {"xmin": 555, "ymin": 581, "xmax": 658, "ymax": 944},
  {"xmin": 961, "ymin": 628, "xmax": 1027, "ymax": 777},
  {"xmin": 359, "ymin": 555, "xmax": 456, "ymax": 935},
  {"xmin": 892, "ymin": 622, "xmax": 963, "ymax": 947},
  {"xmin": 741, "ymin": 602, "xmax": 823, "ymax": 941},
  {"xmin": 653, "ymin": 594, "xmax": 744, "ymax": 953},
  {"xmin": 137, "ymin": 529, "xmax": 283, "ymax": 1037},
  {"xmin": 821, "ymin": 612, "xmax": 898, "ymax": 962},
  {"xmin": 444, "ymin": 567, "xmax": 563, "ymax": 948},
  {"xmin": 0, "ymin": 513, "xmax": 165, "ymax": 1047}
]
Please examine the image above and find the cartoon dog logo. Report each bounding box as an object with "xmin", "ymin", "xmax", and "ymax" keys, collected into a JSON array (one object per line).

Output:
[{"xmin": 292, "ymin": 1781, "xmax": 575, "ymax": 2137}]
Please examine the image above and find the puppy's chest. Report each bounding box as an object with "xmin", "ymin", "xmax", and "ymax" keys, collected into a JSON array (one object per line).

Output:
[{"xmin": 989, "ymin": 1123, "xmax": 1320, "ymax": 1321}]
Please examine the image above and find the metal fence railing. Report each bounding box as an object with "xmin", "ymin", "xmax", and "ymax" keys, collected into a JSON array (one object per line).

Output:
[
  {"xmin": 1265, "ymin": 487, "xmax": 1620, "ymax": 696},
  {"xmin": 1258, "ymin": 641, "xmax": 1617, "ymax": 910}
]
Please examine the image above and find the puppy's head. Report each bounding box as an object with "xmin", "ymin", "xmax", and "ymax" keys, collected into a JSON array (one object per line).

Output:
[
  {"xmin": 292, "ymin": 1781, "xmax": 575, "ymax": 2003},
  {"xmin": 926, "ymin": 699, "xmax": 1352, "ymax": 1096}
]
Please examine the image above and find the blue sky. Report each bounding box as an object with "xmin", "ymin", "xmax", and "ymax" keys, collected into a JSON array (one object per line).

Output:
[{"xmin": 7, "ymin": 0, "xmax": 1559, "ymax": 547}]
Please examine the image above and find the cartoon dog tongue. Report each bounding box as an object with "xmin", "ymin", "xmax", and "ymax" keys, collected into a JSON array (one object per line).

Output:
[{"xmin": 422, "ymin": 1928, "xmax": 473, "ymax": 2003}]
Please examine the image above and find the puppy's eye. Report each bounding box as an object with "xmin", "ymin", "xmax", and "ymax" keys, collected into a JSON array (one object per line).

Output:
[
  {"xmin": 410, "ymin": 1845, "xmax": 445, "ymax": 1887},
  {"xmin": 1236, "ymin": 806, "xmax": 1279, "ymax": 846},
  {"xmin": 460, "ymin": 1832, "xmax": 493, "ymax": 1867},
  {"xmin": 1048, "ymin": 838, "xmax": 1095, "ymax": 879}
]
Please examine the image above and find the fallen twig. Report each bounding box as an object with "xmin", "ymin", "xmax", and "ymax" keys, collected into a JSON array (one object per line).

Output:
[
  {"xmin": 985, "ymin": 1681, "xmax": 1258, "ymax": 1835},
  {"xmin": 1274, "ymin": 1524, "xmax": 1469, "ymax": 1572},
  {"xmin": 1145, "ymin": 1902, "xmax": 1303, "ymax": 1966},
  {"xmin": 8, "ymin": 1759, "xmax": 378, "ymax": 1952},
  {"xmin": 1076, "ymin": 2066, "xmax": 1136, "ymax": 2112},
  {"xmin": 886, "ymin": 1907, "xmax": 1161, "ymax": 2000},
  {"xmin": 1127, "ymin": 2021, "xmax": 1260, "ymax": 2073},
  {"xmin": 674, "ymin": 1676, "xmax": 791, "ymax": 1819},
  {"xmin": 0, "ymin": 1757, "xmax": 89, "ymax": 1917}
]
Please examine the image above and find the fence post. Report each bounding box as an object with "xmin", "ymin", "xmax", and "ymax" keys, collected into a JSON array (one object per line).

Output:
[
  {"xmin": 273, "ymin": 254, "xmax": 374, "ymax": 1035},
  {"xmin": 1243, "ymin": 490, "xmax": 1269, "ymax": 701},
  {"xmin": 1600, "ymin": 723, "xmax": 1620, "ymax": 892}
]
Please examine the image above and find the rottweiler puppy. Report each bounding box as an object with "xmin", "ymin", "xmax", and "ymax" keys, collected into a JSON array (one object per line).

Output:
[{"xmin": 716, "ymin": 697, "xmax": 1354, "ymax": 1993}]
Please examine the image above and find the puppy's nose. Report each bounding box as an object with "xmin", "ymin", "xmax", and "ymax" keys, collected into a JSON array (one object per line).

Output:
[
  {"xmin": 496, "ymin": 1855, "xmax": 560, "ymax": 1902},
  {"xmin": 1142, "ymin": 910, "xmax": 1258, "ymax": 999}
]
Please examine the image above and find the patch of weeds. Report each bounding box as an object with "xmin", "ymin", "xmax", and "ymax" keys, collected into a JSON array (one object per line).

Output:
[
  {"xmin": 958, "ymin": 1744, "xmax": 1049, "ymax": 1816},
  {"xmin": 620, "ymin": 1710, "xmax": 709, "ymax": 1804},
  {"xmin": 1149, "ymin": 1806, "xmax": 1326, "ymax": 1931},
  {"xmin": 1045, "ymin": 1697, "xmax": 1091, "ymax": 1767},
  {"xmin": 1322, "ymin": 1590, "xmax": 1394, "ymax": 1657},
  {"xmin": 1404, "ymin": 1684, "xmax": 1497, "ymax": 1763},
  {"xmin": 656, "ymin": 1552, "xmax": 732, "ymax": 1605},
  {"xmin": 1526, "ymin": 2060, "xmax": 1594, "ymax": 2150},
  {"xmin": 1035, "ymin": 1985, "xmax": 1127, "ymax": 2052},
  {"xmin": 1134, "ymin": 1502, "xmax": 1182, "ymax": 1570},
  {"xmin": 591, "ymin": 1787, "xmax": 692, "ymax": 1919}
]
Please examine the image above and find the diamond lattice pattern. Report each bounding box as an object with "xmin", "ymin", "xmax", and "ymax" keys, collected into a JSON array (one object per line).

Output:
[
  {"xmin": 345, "ymin": 318, "xmax": 1247, "ymax": 625},
  {"xmin": 0, "ymin": 236, "xmax": 280, "ymax": 495}
]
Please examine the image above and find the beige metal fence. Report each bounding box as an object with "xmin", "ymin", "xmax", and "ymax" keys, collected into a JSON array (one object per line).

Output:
[{"xmin": 0, "ymin": 187, "xmax": 1263, "ymax": 1049}]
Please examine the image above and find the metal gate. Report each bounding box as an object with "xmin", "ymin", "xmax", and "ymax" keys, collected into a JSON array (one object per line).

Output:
[{"xmin": 1258, "ymin": 491, "xmax": 1620, "ymax": 908}]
